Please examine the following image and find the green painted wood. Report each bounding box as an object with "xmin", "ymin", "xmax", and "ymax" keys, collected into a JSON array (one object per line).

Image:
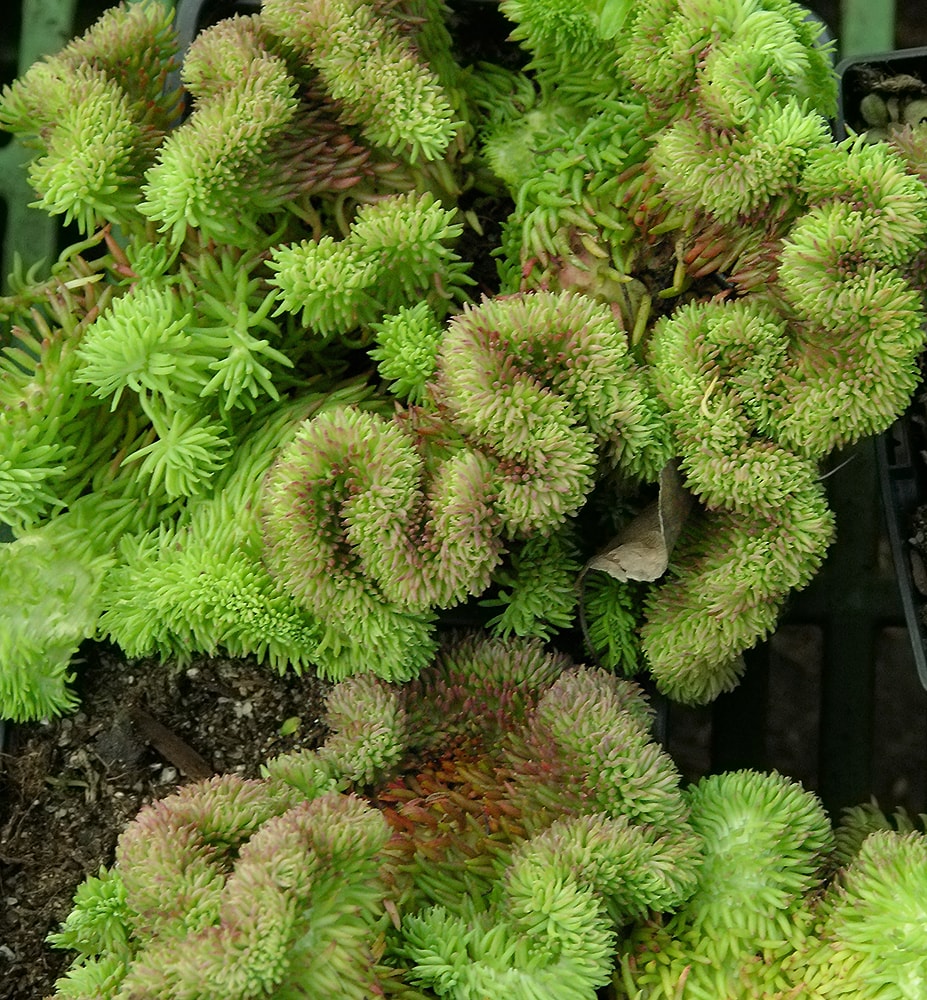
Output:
[
  {"xmin": 841, "ymin": 0, "xmax": 896, "ymax": 56},
  {"xmin": 0, "ymin": 0, "xmax": 79, "ymax": 293}
]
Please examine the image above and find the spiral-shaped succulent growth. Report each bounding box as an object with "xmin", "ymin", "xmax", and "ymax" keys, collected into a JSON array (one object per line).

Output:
[
  {"xmin": 638, "ymin": 142, "xmax": 927, "ymax": 703},
  {"xmin": 504, "ymin": 665, "xmax": 690, "ymax": 832},
  {"xmin": 435, "ymin": 290, "xmax": 672, "ymax": 533},
  {"xmin": 802, "ymin": 830, "xmax": 927, "ymax": 999},
  {"xmin": 648, "ymin": 297, "xmax": 818, "ymax": 512},
  {"xmin": 652, "ymin": 99, "xmax": 832, "ymax": 226},
  {"xmin": 260, "ymin": 289, "xmax": 673, "ymax": 680},
  {"xmin": 614, "ymin": 0, "xmax": 836, "ymax": 232},
  {"xmin": 770, "ymin": 139, "xmax": 927, "ymax": 456},
  {"xmin": 372, "ymin": 637, "xmax": 700, "ymax": 935},
  {"xmin": 617, "ymin": 769, "xmax": 834, "ymax": 1000},
  {"xmin": 97, "ymin": 387, "xmax": 374, "ymax": 672},
  {"xmin": 261, "ymin": 405, "xmax": 503, "ymax": 680},
  {"xmin": 50, "ymin": 634, "xmax": 701, "ymax": 1000},
  {"xmin": 52, "ymin": 782, "xmax": 394, "ymax": 1000},
  {"xmin": 318, "ymin": 634, "xmax": 701, "ymax": 997}
]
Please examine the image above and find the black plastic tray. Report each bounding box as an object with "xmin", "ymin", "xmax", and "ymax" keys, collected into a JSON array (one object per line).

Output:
[
  {"xmin": 841, "ymin": 46, "xmax": 927, "ymax": 691},
  {"xmin": 835, "ymin": 44, "xmax": 927, "ymax": 139},
  {"xmin": 834, "ymin": 46, "xmax": 927, "ymax": 690},
  {"xmin": 877, "ymin": 416, "xmax": 927, "ymax": 690}
]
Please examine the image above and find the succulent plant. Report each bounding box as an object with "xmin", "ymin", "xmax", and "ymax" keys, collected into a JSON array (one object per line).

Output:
[
  {"xmin": 47, "ymin": 633, "xmax": 701, "ymax": 1000},
  {"xmin": 1, "ymin": 0, "xmax": 926, "ymax": 717}
]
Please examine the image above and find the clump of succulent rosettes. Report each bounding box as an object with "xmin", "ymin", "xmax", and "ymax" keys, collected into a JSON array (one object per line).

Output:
[
  {"xmin": 4, "ymin": 0, "xmax": 927, "ymax": 719},
  {"xmin": 616, "ymin": 787, "xmax": 927, "ymax": 999},
  {"xmin": 47, "ymin": 633, "xmax": 701, "ymax": 1000},
  {"xmin": 50, "ymin": 637, "xmax": 927, "ymax": 1000}
]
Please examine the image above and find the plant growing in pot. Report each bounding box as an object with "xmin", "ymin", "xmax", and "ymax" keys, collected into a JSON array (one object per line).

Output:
[
  {"xmin": 4, "ymin": 3, "xmax": 927, "ymax": 992},
  {"xmin": 3, "ymin": 0, "xmax": 926, "ymax": 724},
  {"xmin": 45, "ymin": 633, "xmax": 704, "ymax": 999},
  {"xmin": 46, "ymin": 633, "xmax": 927, "ymax": 1000}
]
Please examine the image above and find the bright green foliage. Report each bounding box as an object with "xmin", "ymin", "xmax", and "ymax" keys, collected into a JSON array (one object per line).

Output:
[
  {"xmin": 140, "ymin": 57, "xmax": 301, "ymax": 246},
  {"xmin": 400, "ymin": 890, "xmax": 617, "ymax": 1000},
  {"xmin": 260, "ymin": 288, "xmax": 673, "ymax": 679},
  {"xmin": 0, "ymin": 1, "xmax": 180, "ymax": 134},
  {"xmin": 619, "ymin": 0, "xmax": 836, "ymax": 123},
  {"xmin": 0, "ymin": 302, "xmax": 127, "ymax": 530},
  {"xmin": 0, "ymin": 1, "xmax": 179, "ymax": 235},
  {"xmin": 51, "ymin": 0, "xmax": 182, "ymax": 124},
  {"xmin": 48, "ymin": 867, "xmax": 131, "ymax": 960},
  {"xmin": 579, "ymin": 573, "xmax": 644, "ymax": 675},
  {"xmin": 483, "ymin": 98, "xmax": 651, "ymax": 292},
  {"xmin": 649, "ymin": 297, "xmax": 816, "ymax": 512},
  {"xmin": 26, "ymin": 68, "xmax": 160, "ymax": 235},
  {"xmin": 268, "ymin": 192, "xmax": 473, "ymax": 337},
  {"xmin": 499, "ymin": 0, "xmax": 626, "ymax": 103},
  {"xmin": 369, "ymin": 302, "xmax": 444, "ymax": 403},
  {"xmin": 126, "ymin": 408, "xmax": 232, "ymax": 499},
  {"xmin": 3, "ymin": 0, "xmax": 927, "ymax": 720},
  {"xmin": 608, "ymin": 775, "xmax": 927, "ymax": 1000},
  {"xmin": 262, "ymin": 0, "xmax": 463, "ymax": 162},
  {"xmin": 435, "ymin": 290, "xmax": 673, "ymax": 533},
  {"xmin": 0, "ymin": 526, "xmax": 112, "ymax": 720},
  {"xmin": 74, "ymin": 284, "xmax": 200, "ymax": 409},
  {"xmin": 617, "ymin": 769, "xmax": 833, "ymax": 999},
  {"xmin": 313, "ymin": 674, "xmax": 409, "ymax": 785},
  {"xmin": 832, "ymin": 802, "xmax": 927, "ymax": 867},
  {"xmin": 261, "ymin": 404, "xmax": 501, "ymax": 680},
  {"xmin": 481, "ymin": 525, "xmax": 582, "ymax": 640},
  {"xmin": 98, "ymin": 500, "xmax": 324, "ymax": 668},
  {"xmin": 640, "ymin": 490, "xmax": 834, "ymax": 704},
  {"xmin": 96, "ymin": 388, "xmax": 372, "ymax": 672},
  {"xmin": 802, "ymin": 831, "xmax": 927, "ymax": 999},
  {"xmin": 652, "ymin": 99, "xmax": 831, "ymax": 224},
  {"xmin": 682, "ymin": 770, "xmax": 834, "ymax": 936},
  {"xmin": 180, "ymin": 12, "xmax": 276, "ymax": 103}
]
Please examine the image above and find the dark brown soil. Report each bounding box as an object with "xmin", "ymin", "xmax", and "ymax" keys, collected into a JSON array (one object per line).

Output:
[{"xmin": 0, "ymin": 645, "xmax": 330, "ymax": 1000}]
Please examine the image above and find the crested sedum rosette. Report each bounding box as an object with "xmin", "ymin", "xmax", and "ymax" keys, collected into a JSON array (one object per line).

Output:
[
  {"xmin": 47, "ymin": 635, "xmax": 927, "ymax": 1000},
  {"xmin": 1, "ymin": 0, "xmax": 926, "ymax": 716}
]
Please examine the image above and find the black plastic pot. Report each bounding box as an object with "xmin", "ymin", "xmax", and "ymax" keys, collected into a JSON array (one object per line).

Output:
[
  {"xmin": 835, "ymin": 45, "xmax": 927, "ymax": 140},
  {"xmin": 877, "ymin": 414, "xmax": 927, "ymax": 690},
  {"xmin": 837, "ymin": 46, "xmax": 927, "ymax": 691}
]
